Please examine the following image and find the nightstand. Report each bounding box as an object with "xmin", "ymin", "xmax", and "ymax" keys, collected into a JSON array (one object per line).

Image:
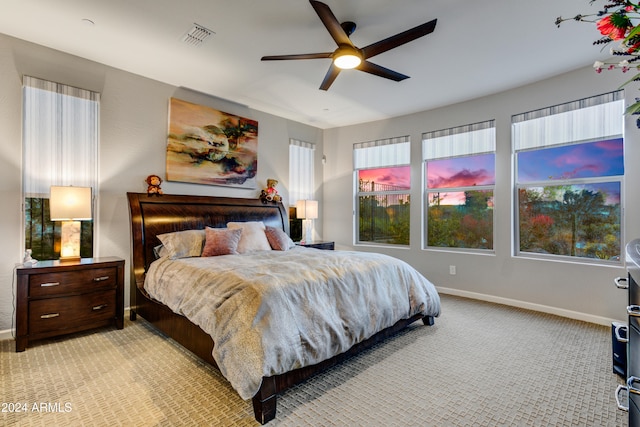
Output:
[
  {"xmin": 296, "ymin": 241, "xmax": 335, "ymax": 250},
  {"xmin": 15, "ymin": 257, "xmax": 124, "ymax": 352}
]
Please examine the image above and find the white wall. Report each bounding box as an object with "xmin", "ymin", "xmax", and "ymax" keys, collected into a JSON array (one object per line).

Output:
[
  {"xmin": 323, "ymin": 66, "xmax": 640, "ymax": 325},
  {"xmin": 0, "ymin": 33, "xmax": 323, "ymax": 333}
]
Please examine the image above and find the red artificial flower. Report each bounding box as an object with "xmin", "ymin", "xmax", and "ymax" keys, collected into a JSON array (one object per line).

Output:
[
  {"xmin": 629, "ymin": 41, "xmax": 640, "ymax": 54},
  {"xmin": 597, "ymin": 15, "xmax": 628, "ymax": 40}
]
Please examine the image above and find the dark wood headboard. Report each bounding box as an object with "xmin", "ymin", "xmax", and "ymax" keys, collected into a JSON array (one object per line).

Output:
[{"xmin": 127, "ymin": 192, "xmax": 289, "ymax": 288}]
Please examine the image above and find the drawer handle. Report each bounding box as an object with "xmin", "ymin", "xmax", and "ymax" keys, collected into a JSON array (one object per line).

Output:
[
  {"xmin": 92, "ymin": 304, "xmax": 108, "ymax": 311},
  {"xmin": 615, "ymin": 277, "xmax": 628, "ymax": 289},
  {"xmin": 93, "ymin": 276, "xmax": 110, "ymax": 282},
  {"xmin": 615, "ymin": 324, "xmax": 629, "ymax": 343},
  {"xmin": 628, "ymin": 305, "xmax": 640, "ymax": 317},
  {"xmin": 40, "ymin": 282, "xmax": 60, "ymax": 287},
  {"xmin": 616, "ymin": 385, "xmax": 629, "ymax": 411},
  {"xmin": 628, "ymin": 376, "xmax": 640, "ymax": 395},
  {"xmin": 40, "ymin": 313, "xmax": 60, "ymax": 319}
]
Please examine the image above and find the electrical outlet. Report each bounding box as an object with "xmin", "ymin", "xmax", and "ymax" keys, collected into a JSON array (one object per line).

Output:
[{"xmin": 449, "ymin": 265, "xmax": 456, "ymax": 275}]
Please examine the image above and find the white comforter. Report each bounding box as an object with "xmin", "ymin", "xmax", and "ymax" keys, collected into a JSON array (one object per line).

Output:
[{"xmin": 144, "ymin": 247, "xmax": 440, "ymax": 400}]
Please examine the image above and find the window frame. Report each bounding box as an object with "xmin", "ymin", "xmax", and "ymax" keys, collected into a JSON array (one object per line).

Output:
[
  {"xmin": 422, "ymin": 120, "xmax": 496, "ymax": 252},
  {"xmin": 512, "ymin": 91, "xmax": 624, "ymax": 265},
  {"xmin": 288, "ymin": 139, "xmax": 315, "ymax": 241},
  {"xmin": 22, "ymin": 76, "xmax": 99, "ymax": 261},
  {"xmin": 353, "ymin": 136, "xmax": 411, "ymax": 247}
]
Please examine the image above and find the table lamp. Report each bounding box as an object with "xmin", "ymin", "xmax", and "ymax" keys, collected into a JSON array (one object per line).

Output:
[
  {"xmin": 296, "ymin": 200, "xmax": 318, "ymax": 244},
  {"xmin": 49, "ymin": 186, "xmax": 92, "ymax": 261}
]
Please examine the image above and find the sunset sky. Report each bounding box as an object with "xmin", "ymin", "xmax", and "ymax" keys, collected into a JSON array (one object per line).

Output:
[
  {"xmin": 427, "ymin": 153, "xmax": 495, "ymax": 189},
  {"xmin": 517, "ymin": 138, "xmax": 624, "ymax": 183},
  {"xmin": 358, "ymin": 166, "xmax": 411, "ymax": 189},
  {"xmin": 357, "ymin": 138, "xmax": 623, "ymax": 207}
]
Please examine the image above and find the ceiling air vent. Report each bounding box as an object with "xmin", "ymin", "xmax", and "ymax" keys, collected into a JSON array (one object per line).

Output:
[{"xmin": 181, "ymin": 23, "xmax": 214, "ymax": 47}]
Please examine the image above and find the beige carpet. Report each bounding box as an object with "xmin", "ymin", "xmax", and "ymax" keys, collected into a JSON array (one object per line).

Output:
[{"xmin": 0, "ymin": 295, "xmax": 628, "ymax": 426}]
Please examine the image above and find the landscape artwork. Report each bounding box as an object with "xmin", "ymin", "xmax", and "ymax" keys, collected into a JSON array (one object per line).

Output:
[{"xmin": 166, "ymin": 98, "xmax": 258, "ymax": 188}]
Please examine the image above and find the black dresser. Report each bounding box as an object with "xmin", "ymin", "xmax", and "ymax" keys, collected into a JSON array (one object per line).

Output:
[{"xmin": 617, "ymin": 239, "xmax": 640, "ymax": 425}]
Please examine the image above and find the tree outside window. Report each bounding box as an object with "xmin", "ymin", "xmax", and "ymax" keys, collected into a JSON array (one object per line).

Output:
[
  {"xmin": 516, "ymin": 139, "xmax": 623, "ymax": 261},
  {"xmin": 357, "ymin": 166, "xmax": 411, "ymax": 245}
]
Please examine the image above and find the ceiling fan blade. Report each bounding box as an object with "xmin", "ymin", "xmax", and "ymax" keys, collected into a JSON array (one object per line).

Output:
[
  {"xmin": 261, "ymin": 52, "xmax": 333, "ymax": 61},
  {"xmin": 357, "ymin": 61, "xmax": 409, "ymax": 82},
  {"xmin": 361, "ymin": 19, "xmax": 437, "ymax": 59},
  {"xmin": 319, "ymin": 64, "xmax": 341, "ymax": 91},
  {"xmin": 309, "ymin": 0, "xmax": 354, "ymax": 47}
]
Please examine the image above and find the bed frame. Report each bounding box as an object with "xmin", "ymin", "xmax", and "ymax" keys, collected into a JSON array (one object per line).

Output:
[{"xmin": 127, "ymin": 192, "xmax": 434, "ymax": 424}]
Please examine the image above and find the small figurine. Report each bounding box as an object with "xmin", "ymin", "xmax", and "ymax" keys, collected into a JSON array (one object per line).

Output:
[
  {"xmin": 146, "ymin": 174, "xmax": 163, "ymax": 196},
  {"xmin": 23, "ymin": 249, "xmax": 37, "ymax": 267},
  {"xmin": 260, "ymin": 178, "xmax": 282, "ymax": 204}
]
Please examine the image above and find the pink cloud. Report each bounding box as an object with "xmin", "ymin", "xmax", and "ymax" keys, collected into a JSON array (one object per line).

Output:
[
  {"xmin": 358, "ymin": 166, "xmax": 411, "ymax": 189},
  {"xmin": 428, "ymin": 168, "xmax": 493, "ymax": 188}
]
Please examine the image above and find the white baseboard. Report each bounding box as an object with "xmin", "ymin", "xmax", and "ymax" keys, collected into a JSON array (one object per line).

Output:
[
  {"xmin": 437, "ymin": 286, "xmax": 624, "ymax": 327},
  {"xmin": 0, "ymin": 328, "xmax": 13, "ymax": 341}
]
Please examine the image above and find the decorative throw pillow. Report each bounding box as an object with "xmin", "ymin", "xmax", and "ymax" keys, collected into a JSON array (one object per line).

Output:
[
  {"xmin": 264, "ymin": 226, "xmax": 295, "ymax": 251},
  {"xmin": 157, "ymin": 229, "xmax": 206, "ymax": 259},
  {"xmin": 202, "ymin": 227, "xmax": 243, "ymax": 257},
  {"xmin": 227, "ymin": 221, "xmax": 272, "ymax": 253}
]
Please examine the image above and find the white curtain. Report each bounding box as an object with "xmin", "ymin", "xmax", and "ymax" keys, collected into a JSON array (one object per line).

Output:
[
  {"xmin": 22, "ymin": 76, "xmax": 99, "ymax": 198},
  {"xmin": 289, "ymin": 139, "xmax": 315, "ymax": 204},
  {"xmin": 422, "ymin": 120, "xmax": 495, "ymax": 160},
  {"xmin": 353, "ymin": 135, "xmax": 410, "ymax": 169},
  {"xmin": 512, "ymin": 91, "xmax": 624, "ymax": 152}
]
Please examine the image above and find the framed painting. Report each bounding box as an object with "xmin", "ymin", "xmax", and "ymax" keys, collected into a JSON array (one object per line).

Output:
[{"xmin": 166, "ymin": 98, "xmax": 258, "ymax": 188}]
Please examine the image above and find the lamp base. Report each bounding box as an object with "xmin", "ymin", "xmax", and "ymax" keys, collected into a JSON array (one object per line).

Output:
[
  {"xmin": 59, "ymin": 220, "xmax": 82, "ymax": 261},
  {"xmin": 302, "ymin": 219, "xmax": 313, "ymax": 244}
]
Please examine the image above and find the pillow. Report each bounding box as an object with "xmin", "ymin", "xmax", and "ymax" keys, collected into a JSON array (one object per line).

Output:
[
  {"xmin": 157, "ymin": 229, "xmax": 206, "ymax": 259},
  {"xmin": 264, "ymin": 226, "xmax": 295, "ymax": 251},
  {"xmin": 227, "ymin": 221, "xmax": 272, "ymax": 253},
  {"xmin": 202, "ymin": 227, "xmax": 243, "ymax": 257}
]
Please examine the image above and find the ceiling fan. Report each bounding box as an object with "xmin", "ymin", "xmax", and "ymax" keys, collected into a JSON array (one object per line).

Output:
[{"xmin": 261, "ymin": 0, "xmax": 437, "ymax": 91}]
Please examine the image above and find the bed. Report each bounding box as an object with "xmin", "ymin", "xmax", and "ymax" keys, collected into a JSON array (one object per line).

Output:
[{"xmin": 127, "ymin": 192, "xmax": 440, "ymax": 424}]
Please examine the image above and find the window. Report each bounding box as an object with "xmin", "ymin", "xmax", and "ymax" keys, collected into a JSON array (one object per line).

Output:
[
  {"xmin": 354, "ymin": 136, "xmax": 410, "ymax": 245},
  {"xmin": 513, "ymin": 91, "xmax": 624, "ymax": 262},
  {"xmin": 423, "ymin": 120, "xmax": 496, "ymax": 250},
  {"xmin": 23, "ymin": 76, "xmax": 99, "ymax": 260},
  {"xmin": 289, "ymin": 139, "xmax": 315, "ymax": 240}
]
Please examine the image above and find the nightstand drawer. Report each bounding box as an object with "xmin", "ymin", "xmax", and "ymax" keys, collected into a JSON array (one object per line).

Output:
[
  {"xmin": 28, "ymin": 267, "xmax": 117, "ymax": 298},
  {"xmin": 29, "ymin": 290, "xmax": 117, "ymax": 334}
]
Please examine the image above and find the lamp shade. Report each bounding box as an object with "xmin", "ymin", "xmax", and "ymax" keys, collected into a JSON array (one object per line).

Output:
[
  {"xmin": 296, "ymin": 200, "xmax": 318, "ymax": 219},
  {"xmin": 50, "ymin": 186, "xmax": 92, "ymax": 220}
]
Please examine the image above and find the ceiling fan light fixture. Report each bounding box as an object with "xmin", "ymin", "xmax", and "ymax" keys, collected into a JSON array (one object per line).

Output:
[
  {"xmin": 261, "ymin": 1, "xmax": 437, "ymax": 90},
  {"xmin": 334, "ymin": 54, "xmax": 361, "ymax": 69},
  {"xmin": 333, "ymin": 46, "xmax": 362, "ymax": 69}
]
